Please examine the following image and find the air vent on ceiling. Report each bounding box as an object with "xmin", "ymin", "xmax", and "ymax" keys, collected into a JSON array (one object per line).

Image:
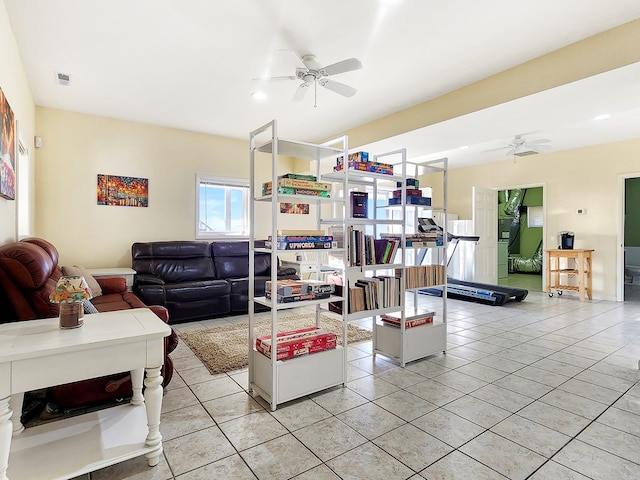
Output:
[
  {"xmin": 513, "ymin": 149, "xmax": 540, "ymax": 157},
  {"xmin": 55, "ymin": 72, "xmax": 72, "ymax": 86}
]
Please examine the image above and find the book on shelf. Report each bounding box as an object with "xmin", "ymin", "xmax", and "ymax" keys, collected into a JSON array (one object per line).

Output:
[
  {"xmin": 264, "ymin": 291, "xmax": 332, "ymax": 303},
  {"xmin": 350, "ymin": 191, "xmax": 368, "ymax": 218},
  {"xmin": 262, "ymin": 178, "xmax": 332, "ymax": 193},
  {"xmin": 398, "ymin": 265, "xmax": 447, "ymax": 289},
  {"xmin": 392, "ymin": 188, "xmax": 423, "ymax": 198},
  {"xmin": 280, "ymin": 173, "xmax": 317, "ymax": 181},
  {"xmin": 268, "ymin": 235, "xmax": 334, "ymax": 242},
  {"xmin": 380, "ymin": 311, "xmax": 435, "ymax": 328},
  {"xmin": 387, "ymin": 196, "xmax": 431, "ymax": 206},
  {"xmin": 263, "ymin": 187, "xmax": 331, "ymax": 197},
  {"xmin": 347, "ymin": 229, "xmax": 399, "ymax": 266},
  {"xmin": 264, "ymin": 240, "xmax": 336, "ymax": 250},
  {"xmin": 265, "ymin": 279, "xmax": 335, "ymax": 296},
  {"xmin": 329, "ymin": 276, "xmax": 401, "ymax": 314},
  {"xmin": 336, "ymin": 151, "xmax": 369, "ymax": 165},
  {"xmin": 396, "ymin": 178, "xmax": 420, "ymax": 188},
  {"xmin": 334, "ymin": 160, "xmax": 394, "ymax": 175}
]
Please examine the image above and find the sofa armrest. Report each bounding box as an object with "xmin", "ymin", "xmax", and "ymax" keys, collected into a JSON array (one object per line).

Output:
[
  {"xmin": 135, "ymin": 274, "xmax": 165, "ymax": 285},
  {"xmin": 96, "ymin": 276, "xmax": 126, "ymax": 294},
  {"xmin": 149, "ymin": 305, "xmax": 169, "ymax": 323}
]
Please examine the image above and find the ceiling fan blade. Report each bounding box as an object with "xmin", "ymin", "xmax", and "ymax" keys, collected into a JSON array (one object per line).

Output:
[
  {"xmin": 318, "ymin": 79, "xmax": 356, "ymax": 97},
  {"xmin": 252, "ymin": 75, "xmax": 297, "ymax": 82},
  {"xmin": 292, "ymin": 82, "xmax": 310, "ymax": 102},
  {"xmin": 322, "ymin": 58, "xmax": 363, "ymax": 76},
  {"xmin": 526, "ymin": 138, "xmax": 551, "ymax": 145},
  {"xmin": 482, "ymin": 145, "xmax": 511, "ymax": 153},
  {"xmin": 524, "ymin": 143, "xmax": 551, "ymax": 152},
  {"xmin": 301, "ymin": 54, "xmax": 322, "ymax": 71}
]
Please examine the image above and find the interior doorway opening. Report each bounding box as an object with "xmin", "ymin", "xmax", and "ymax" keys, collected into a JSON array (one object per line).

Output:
[
  {"xmin": 623, "ymin": 176, "xmax": 640, "ymax": 302},
  {"xmin": 497, "ymin": 186, "xmax": 544, "ymax": 293}
]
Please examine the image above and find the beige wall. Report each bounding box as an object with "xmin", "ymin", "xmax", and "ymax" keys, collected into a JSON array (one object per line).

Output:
[
  {"xmin": 0, "ymin": 1, "xmax": 36, "ymax": 243},
  {"xmin": 440, "ymin": 138, "xmax": 640, "ymax": 300},
  {"xmin": 35, "ymin": 108, "xmax": 296, "ymax": 267}
]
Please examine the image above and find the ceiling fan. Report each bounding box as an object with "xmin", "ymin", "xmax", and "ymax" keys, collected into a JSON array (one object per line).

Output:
[
  {"xmin": 486, "ymin": 134, "xmax": 551, "ymax": 157},
  {"xmin": 260, "ymin": 53, "xmax": 362, "ymax": 107}
]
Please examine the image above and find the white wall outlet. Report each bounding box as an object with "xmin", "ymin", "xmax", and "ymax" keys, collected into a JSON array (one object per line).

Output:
[
  {"xmin": 576, "ymin": 208, "xmax": 586, "ymax": 215},
  {"xmin": 34, "ymin": 136, "xmax": 43, "ymax": 148}
]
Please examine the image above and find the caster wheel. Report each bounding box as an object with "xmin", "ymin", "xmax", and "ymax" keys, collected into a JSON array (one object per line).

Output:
[
  {"xmin": 558, "ymin": 291, "xmax": 563, "ymax": 296},
  {"xmin": 548, "ymin": 293, "xmax": 553, "ymax": 297}
]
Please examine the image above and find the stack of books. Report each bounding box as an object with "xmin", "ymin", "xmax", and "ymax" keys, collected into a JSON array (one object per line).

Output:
[
  {"xmin": 262, "ymin": 173, "xmax": 332, "ymax": 197},
  {"xmin": 380, "ymin": 232, "xmax": 442, "ymax": 248},
  {"xmin": 265, "ymin": 279, "xmax": 334, "ymax": 303},
  {"xmin": 388, "ymin": 178, "xmax": 431, "ymax": 205},
  {"xmin": 380, "ymin": 310, "xmax": 435, "ymax": 329},
  {"xmin": 265, "ymin": 229, "xmax": 336, "ymax": 250}
]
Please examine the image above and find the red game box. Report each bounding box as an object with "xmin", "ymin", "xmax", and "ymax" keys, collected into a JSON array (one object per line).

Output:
[{"xmin": 256, "ymin": 327, "xmax": 337, "ymax": 360}]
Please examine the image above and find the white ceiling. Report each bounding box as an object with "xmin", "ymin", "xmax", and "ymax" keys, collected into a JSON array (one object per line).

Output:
[{"xmin": 5, "ymin": 0, "xmax": 640, "ymax": 168}]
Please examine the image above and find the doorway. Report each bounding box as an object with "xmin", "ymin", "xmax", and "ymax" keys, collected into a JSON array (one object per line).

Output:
[
  {"xmin": 622, "ymin": 176, "xmax": 640, "ymax": 302},
  {"xmin": 497, "ymin": 186, "xmax": 544, "ymax": 293}
]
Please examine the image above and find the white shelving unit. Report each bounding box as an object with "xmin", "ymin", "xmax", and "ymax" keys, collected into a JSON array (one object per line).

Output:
[
  {"xmin": 368, "ymin": 156, "xmax": 449, "ymax": 367},
  {"xmin": 248, "ymin": 120, "xmax": 349, "ymax": 411},
  {"xmin": 324, "ymin": 151, "xmax": 448, "ymax": 367}
]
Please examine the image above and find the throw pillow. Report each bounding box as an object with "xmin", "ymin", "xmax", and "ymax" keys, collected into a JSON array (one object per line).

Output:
[{"xmin": 61, "ymin": 265, "xmax": 103, "ymax": 298}]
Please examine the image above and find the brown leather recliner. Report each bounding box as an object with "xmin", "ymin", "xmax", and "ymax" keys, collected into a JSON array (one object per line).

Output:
[{"xmin": 0, "ymin": 237, "xmax": 179, "ymax": 412}]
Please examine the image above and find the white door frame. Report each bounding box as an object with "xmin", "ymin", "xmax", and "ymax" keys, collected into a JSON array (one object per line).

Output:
[
  {"xmin": 617, "ymin": 172, "xmax": 640, "ymax": 301},
  {"xmin": 494, "ymin": 182, "xmax": 547, "ymax": 289}
]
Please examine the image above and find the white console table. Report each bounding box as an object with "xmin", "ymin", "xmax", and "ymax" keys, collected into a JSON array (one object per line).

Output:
[
  {"xmin": 87, "ymin": 267, "xmax": 137, "ymax": 291},
  {"xmin": 0, "ymin": 308, "xmax": 171, "ymax": 480}
]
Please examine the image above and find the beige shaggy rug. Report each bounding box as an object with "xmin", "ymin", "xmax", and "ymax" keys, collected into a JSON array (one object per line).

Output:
[{"xmin": 180, "ymin": 314, "xmax": 372, "ymax": 375}]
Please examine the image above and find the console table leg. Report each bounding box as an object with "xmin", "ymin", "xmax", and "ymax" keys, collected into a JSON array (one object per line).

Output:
[
  {"xmin": 0, "ymin": 396, "xmax": 12, "ymax": 480},
  {"xmin": 143, "ymin": 366, "xmax": 163, "ymax": 467},
  {"xmin": 130, "ymin": 368, "xmax": 144, "ymax": 406},
  {"xmin": 9, "ymin": 394, "xmax": 24, "ymax": 436}
]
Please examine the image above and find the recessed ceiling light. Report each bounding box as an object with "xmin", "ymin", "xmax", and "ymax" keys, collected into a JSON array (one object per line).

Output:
[
  {"xmin": 459, "ymin": 145, "xmax": 469, "ymax": 150},
  {"xmin": 593, "ymin": 113, "xmax": 610, "ymax": 120},
  {"xmin": 251, "ymin": 91, "xmax": 267, "ymax": 101}
]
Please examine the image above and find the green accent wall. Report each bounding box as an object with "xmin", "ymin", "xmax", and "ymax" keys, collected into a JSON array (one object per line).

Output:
[{"xmin": 626, "ymin": 178, "xmax": 640, "ymax": 247}]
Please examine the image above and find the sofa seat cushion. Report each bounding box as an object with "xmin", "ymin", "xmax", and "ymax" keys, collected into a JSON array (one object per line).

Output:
[
  {"xmin": 91, "ymin": 292, "xmax": 146, "ymax": 312},
  {"xmin": 164, "ymin": 280, "xmax": 230, "ymax": 301}
]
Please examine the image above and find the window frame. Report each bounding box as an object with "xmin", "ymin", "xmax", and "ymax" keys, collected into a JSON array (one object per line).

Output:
[{"xmin": 195, "ymin": 174, "xmax": 250, "ymax": 240}]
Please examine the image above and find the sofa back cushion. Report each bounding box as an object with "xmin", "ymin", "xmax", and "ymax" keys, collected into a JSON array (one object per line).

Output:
[
  {"xmin": 211, "ymin": 241, "xmax": 270, "ymax": 279},
  {"xmin": 132, "ymin": 241, "xmax": 217, "ymax": 283},
  {"xmin": 0, "ymin": 239, "xmax": 62, "ymax": 320}
]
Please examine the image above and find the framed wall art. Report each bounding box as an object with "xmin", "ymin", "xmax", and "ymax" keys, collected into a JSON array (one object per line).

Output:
[
  {"xmin": 97, "ymin": 174, "xmax": 148, "ymax": 207},
  {"xmin": 0, "ymin": 87, "xmax": 16, "ymax": 200}
]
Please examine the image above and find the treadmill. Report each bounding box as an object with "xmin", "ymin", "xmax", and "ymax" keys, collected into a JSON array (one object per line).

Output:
[{"xmin": 416, "ymin": 219, "xmax": 528, "ymax": 306}]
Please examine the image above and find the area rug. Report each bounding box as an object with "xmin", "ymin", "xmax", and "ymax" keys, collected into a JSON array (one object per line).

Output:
[{"xmin": 179, "ymin": 314, "xmax": 372, "ymax": 375}]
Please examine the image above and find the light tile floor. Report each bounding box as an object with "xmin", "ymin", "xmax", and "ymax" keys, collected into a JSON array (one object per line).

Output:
[{"xmin": 87, "ymin": 291, "xmax": 640, "ymax": 479}]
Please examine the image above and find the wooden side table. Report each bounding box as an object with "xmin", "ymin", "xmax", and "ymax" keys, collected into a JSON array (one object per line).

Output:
[
  {"xmin": 0, "ymin": 308, "xmax": 171, "ymax": 480},
  {"xmin": 544, "ymin": 249, "xmax": 594, "ymax": 302}
]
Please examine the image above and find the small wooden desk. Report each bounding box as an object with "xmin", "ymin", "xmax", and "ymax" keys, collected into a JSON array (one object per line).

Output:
[
  {"xmin": 0, "ymin": 309, "xmax": 171, "ymax": 480},
  {"xmin": 545, "ymin": 249, "xmax": 594, "ymax": 302}
]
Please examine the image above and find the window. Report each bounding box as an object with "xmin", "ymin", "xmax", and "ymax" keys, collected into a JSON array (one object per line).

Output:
[{"xmin": 196, "ymin": 175, "xmax": 249, "ymax": 239}]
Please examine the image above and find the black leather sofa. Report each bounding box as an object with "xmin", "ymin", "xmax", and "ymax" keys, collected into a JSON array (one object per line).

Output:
[{"xmin": 132, "ymin": 240, "xmax": 297, "ymax": 323}]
